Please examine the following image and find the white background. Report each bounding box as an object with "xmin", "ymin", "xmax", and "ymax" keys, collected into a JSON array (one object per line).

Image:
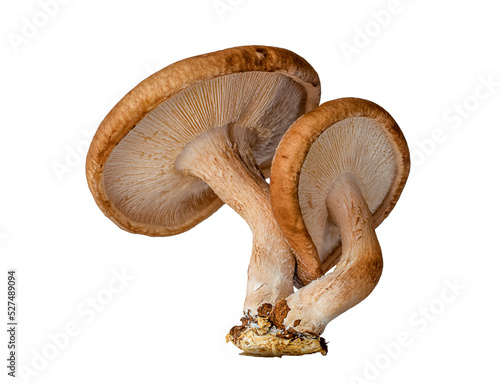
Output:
[{"xmin": 1, "ymin": 0, "xmax": 499, "ymax": 384}]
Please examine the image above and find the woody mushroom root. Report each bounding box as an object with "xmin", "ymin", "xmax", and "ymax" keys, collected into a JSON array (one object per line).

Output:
[{"xmin": 86, "ymin": 46, "xmax": 410, "ymax": 357}]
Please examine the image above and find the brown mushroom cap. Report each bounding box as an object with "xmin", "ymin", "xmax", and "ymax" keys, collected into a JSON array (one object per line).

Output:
[
  {"xmin": 270, "ymin": 98, "xmax": 410, "ymax": 284},
  {"xmin": 86, "ymin": 46, "xmax": 320, "ymax": 236}
]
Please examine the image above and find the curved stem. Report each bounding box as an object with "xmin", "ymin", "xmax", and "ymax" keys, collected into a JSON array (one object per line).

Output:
[
  {"xmin": 283, "ymin": 172, "xmax": 383, "ymax": 335},
  {"xmin": 175, "ymin": 124, "xmax": 295, "ymax": 314}
]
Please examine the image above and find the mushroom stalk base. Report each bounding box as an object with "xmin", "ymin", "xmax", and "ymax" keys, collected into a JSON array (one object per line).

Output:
[
  {"xmin": 226, "ymin": 326, "xmax": 327, "ymax": 357},
  {"xmin": 226, "ymin": 302, "xmax": 327, "ymax": 357}
]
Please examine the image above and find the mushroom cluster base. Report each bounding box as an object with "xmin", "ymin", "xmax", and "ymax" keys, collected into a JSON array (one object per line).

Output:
[{"xmin": 226, "ymin": 302, "xmax": 327, "ymax": 357}]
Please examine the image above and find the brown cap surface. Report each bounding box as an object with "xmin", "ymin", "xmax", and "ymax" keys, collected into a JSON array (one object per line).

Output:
[
  {"xmin": 270, "ymin": 98, "xmax": 410, "ymax": 284},
  {"xmin": 86, "ymin": 46, "xmax": 320, "ymax": 236}
]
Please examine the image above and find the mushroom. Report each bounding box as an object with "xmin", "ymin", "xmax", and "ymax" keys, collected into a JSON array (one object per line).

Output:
[
  {"xmin": 85, "ymin": 46, "xmax": 320, "ymax": 316},
  {"xmin": 227, "ymin": 98, "xmax": 410, "ymax": 356},
  {"xmin": 273, "ymin": 97, "xmax": 411, "ymax": 286}
]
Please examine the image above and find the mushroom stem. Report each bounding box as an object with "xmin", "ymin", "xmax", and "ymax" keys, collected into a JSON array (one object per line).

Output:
[
  {"xmin": 283, "ymin": 172, "xmax": 383, "ymax": 335},
  {"xmin": 175, "ymin": 124, "xmax": 295, "ymax": 314},
  {"xmin": 227, "ymin": 172, "xmax": 383, "ymax": 356}
]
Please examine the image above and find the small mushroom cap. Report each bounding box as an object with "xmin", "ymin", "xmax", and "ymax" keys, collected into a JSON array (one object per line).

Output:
[
  {"xmin": 86, "ymin": 46, "xmax": 320, "ymax": 236},
  {"xmin": 270, "ymin": 98, "xmax": 410, "ymax": 283}
]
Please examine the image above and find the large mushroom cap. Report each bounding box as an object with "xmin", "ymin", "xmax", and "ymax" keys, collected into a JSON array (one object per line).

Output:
[
  {"xmin": 86, "ymin": 46, "xmax": 320, "ymax": 236},
  {"xmin": 270, "ymin": 98, "xmax": 410, "ymax": 284}
]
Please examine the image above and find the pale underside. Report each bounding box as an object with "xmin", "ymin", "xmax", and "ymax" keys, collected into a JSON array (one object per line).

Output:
[
  {"xmin": 103, "ymin": 72, "xmax": 306, "ymax": 231},
  {"xmin": 298, "ymin": 117, "xmax": 396, "ymax": 264}
]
